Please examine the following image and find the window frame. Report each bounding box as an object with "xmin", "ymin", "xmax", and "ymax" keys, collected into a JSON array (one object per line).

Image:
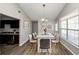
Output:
[{"xmin": 55, "ymin": 22, "xmax": 58, "ymax": 32}]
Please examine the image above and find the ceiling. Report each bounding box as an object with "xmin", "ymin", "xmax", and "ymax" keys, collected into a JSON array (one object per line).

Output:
[{"xmin": 18, "ymin": 3, "xmax": 66, "ymax": 22}]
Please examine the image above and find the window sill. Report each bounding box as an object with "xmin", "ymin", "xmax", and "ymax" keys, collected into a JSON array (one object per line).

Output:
[{"xmin": 61, "ymin": 38, "xmax": 79, "ymax": 49}]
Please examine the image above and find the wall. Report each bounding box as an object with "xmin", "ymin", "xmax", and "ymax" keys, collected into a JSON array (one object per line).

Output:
[
  {"xmin": 0, "ymin": 3, "xmax": 31, "ymax": 46},
  {"xmin": 56, "ymin": 3, "xmax": 79, "ymax": 55}
]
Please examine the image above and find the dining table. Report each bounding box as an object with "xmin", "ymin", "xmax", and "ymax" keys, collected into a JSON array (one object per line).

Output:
[{"xmin": 37, "ymin": 33, "xmax": 54, "ymax": 53}]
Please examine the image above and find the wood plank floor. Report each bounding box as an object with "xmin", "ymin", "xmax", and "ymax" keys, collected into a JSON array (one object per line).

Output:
[{"xmin": 1, "ymin": 42, "xmax": 72, "ymax": 55}]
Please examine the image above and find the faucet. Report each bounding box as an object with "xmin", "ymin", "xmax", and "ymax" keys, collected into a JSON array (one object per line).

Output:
[{"xmin": 13, "ymin": 29, "xmax": 16, "ymax": 34}]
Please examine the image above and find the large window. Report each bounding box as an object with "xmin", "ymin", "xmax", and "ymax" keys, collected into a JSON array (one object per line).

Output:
[
  {"xmin": 61, "ymin": 29, "xmax": 67, "ymax": 40},
  {"xmin": 68, "ymin": 30, "xmax": 79, "ymax": 45},
  {"xmin": 55, "ymin": 22, "xmax": 58, "ymax": 31},
  {"xmin": 67, "ymin": 16, "xmax": 79, "ymax": 45},
  {"xmin": 60, "ymin": 10, "xmax": 79, "ymax": 46},
  {"xmin": 61, "ymin": 20, "xmax": 67, "ymax": 28},
  {"xmin": 60, "ymin": 19, "xmax": 67, "ymax": 40},
  {"xmin": 68, "ymin": 16, "xmax": 78, "ymax": 29}
]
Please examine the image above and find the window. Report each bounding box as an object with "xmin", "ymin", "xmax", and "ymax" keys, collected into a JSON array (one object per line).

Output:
[
  {"xmin": 55, "ymin": 22, "xmax": 58, "ymax": 31},
  {"xmin": 60, "ymin": 10, "xmax": 79, "ymax": 46},
  {"xmin": 68, "ymin": 16, "xmax": 78, "ymax": 29},
  {"xmin": 68, "ymin": 30, "xmax": 79, "ymax": 45},
  {"xmin": 67, "ymin": 16, "xmax": 79, "ymax": 45},
  {"xmin": 61, "ymin": 29, "xmax": 67, "ymax": 40},
  {"xmin": 60, "ymin": 19, "xmax": 67, "ymax": 40},
  {"xmin": 61, "ymin": 20, "xmax": 67, "ymax": 28}
]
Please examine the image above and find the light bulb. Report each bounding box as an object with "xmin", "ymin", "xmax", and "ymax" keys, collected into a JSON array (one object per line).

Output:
[{"xmin": 42, "ymin": 18, "xmax": 44, "ymax": 21}]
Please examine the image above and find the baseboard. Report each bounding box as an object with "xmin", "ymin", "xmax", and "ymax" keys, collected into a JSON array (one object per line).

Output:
[
  {"xmin": 60, "ymin": 41, "xmax": 75, "ymax": 55},
  {"xmin": 19, "ymin": 39, "xmax": 29, "ymax": 46}
]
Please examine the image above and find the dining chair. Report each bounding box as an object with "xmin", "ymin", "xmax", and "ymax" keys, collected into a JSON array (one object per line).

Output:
[
  {"xmin": 28, "ymin": 33, "xmax": 37, "ymax": 43},
  {"xmin": 32, "ymin": 33, "xmax": 37, "ymax": 40},
  {"xmin": 52, "ymin": 32, "xmax": 59, "ymax": 44},
  {"xmin": 40, "ymin": 39, "xmax": 50, "ymax": 53},
  {"xmin": 34, "ymin": 32, "xmax": 37, "ymax": 36},
  {"xmin": 29, "ymin": 34, "xmax": 32, "ymax": 42}
]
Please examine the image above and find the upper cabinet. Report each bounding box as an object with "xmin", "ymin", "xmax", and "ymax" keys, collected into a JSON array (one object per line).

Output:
[{"xmin": 0, "ymin": 14, "xmax": 19, "ymax": 28}]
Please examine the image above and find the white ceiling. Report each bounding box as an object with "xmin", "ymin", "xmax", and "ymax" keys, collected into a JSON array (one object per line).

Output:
[{"xmin": 18, "ymin": 3, "xmax": 66, "ymax": 22}]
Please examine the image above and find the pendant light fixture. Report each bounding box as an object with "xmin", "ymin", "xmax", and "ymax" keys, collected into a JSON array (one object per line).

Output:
[{"xmin": 41, "ymin": 4, "xmax": 48, "ymax": 22}]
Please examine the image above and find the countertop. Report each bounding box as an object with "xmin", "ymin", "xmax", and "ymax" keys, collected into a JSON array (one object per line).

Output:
[{"xmin": 0, "ymin": 32, "xmax": 19, "ymax": 35}]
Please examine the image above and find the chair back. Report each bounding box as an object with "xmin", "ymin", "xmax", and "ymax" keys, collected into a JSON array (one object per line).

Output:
[
  {"xmin": 32, "ymin": 32, "xmax": 37, "ymax": 40},
  {"xmin": 29, "ymin": 34, "xmax": 32, "ymax": 42},
  {"xmin": 35, "ymin": 32, "xmax": 37, "ymax": 36},
  {"xmin": 55, "ymin": 32, "xmax": 59, "ymax": 41},
  {"xmin": 52, "ymin": 32, "xmax": 59, "ymax": 43},
  {"xmin": 40, "ymin": 39, "xmax": 50, "ymax": 49}
]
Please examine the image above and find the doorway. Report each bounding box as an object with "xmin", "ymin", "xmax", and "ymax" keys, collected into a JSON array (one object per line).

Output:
[{"xmin": 32, "ymin": 21, "xmax": 38, "ymax": 34}]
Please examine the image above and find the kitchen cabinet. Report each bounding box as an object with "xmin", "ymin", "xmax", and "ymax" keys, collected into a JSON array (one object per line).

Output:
[
  {"xmin": 0, "ymin": 32, "xmax": 19, "ymax": 44},
  {"xmin": 0, "ymin": 14, "xmax": 19, "ymax": 45}
]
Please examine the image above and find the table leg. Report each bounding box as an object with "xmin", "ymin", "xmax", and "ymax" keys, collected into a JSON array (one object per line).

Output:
[
  {"xmin": 49, "ymin": 39, "xmax": 51, "ymax": 54},
  {"xmin": 37, "ymin": 39, "xmax": 40, "ymax": 53}
]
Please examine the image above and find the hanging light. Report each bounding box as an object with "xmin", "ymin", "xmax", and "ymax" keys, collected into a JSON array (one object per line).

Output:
[
  {"xmin": 41, "ymin": 4, "xmax": 48, "ymax": 22},
  {"xmin": 42, "ymin": 18, "xmax": 45, "ymax": 22}
]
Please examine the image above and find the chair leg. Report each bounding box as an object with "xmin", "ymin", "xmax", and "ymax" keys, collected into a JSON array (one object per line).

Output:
[
  {"xmin": 47, "ymin": 49, "xmax": 50, "ymax": 54},
  {"xmin": 54, "ymin": 43, "xmax": 57, "ymax": 45}
]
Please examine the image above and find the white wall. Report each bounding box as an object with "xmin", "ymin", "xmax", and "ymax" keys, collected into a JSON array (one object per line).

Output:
[
  {"xmin": 56, "ymin": 3, "xmax": 79, "ymax": 20},
  {"xmin": 0, "ymin": 3, "xmax": 32, "ymax": 46},
  {"xmin": 56, "ymin": 3, "xmax": 79, "ymax": 55}
]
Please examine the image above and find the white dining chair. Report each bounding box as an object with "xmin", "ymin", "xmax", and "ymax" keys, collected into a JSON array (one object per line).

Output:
[
  {"xmin": 32, "ymin": 33, "xmax": 37, "ymax": 40},
  {"xmin": 34, "ymin": 32, "xmax": 37, "ymax": 36},
  {"xmin": 29, "ymin": 33, "xmax": 37, "ymax": 43},
  {"xmin": 52, "ymin": 32, "xmax": 59, "ymax": 44},
  {"xmin": 29, "ymin": 34, "xmax": 33, "ymax": 42}
]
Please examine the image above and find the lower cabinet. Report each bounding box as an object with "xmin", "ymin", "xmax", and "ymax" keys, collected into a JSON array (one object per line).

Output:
[
  {"xmin": 14, "ymin": 35, "xmax": 19, "ymax": 44},
  {"xmin": 0, "ymin": 35, "xmax": 19, "ymax": 44}
]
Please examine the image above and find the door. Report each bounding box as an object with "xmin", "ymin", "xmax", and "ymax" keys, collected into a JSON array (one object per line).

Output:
[{"xmin": 32, "ymin": 21, "xmax": 38, "ymax": 34}]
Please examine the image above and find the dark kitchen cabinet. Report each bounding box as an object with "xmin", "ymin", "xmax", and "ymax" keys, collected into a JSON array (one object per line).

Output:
[
  {"xmin": 0, "ymin": 35, "xmax": 19, "ymax": 44},
  {"xmin": 0, "ymin": 14, "xmax": 19, "ymax": 28},
  {"xmin": 0, "ymin": 14, "xmax": 19, "ymax": 45},
  {"xmin": 14, "ymin": 35, "xmax": 19, "ymax": 44},
  {"xmin": 0, "ymin": 35, "xmax": 10, "ymax": 44},
  {"xmin": 0, "ymin": 20, "xmax": 19, "ymax": 28}
]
